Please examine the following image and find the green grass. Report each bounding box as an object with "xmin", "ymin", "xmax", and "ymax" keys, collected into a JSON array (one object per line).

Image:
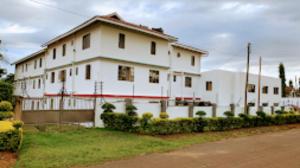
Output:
[{"xmin": 15, "ymin": 124, "xmax": 300, "ymax": 168}]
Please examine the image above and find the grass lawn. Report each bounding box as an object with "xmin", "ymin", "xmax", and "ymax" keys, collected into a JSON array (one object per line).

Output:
[{"xmin": 15, "ymin": 124, "xmax": 300, "ymax": 168}]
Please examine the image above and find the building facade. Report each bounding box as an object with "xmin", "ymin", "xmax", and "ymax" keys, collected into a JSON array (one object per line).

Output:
[
  {"xmin": 13, "ymin": 13, "xmax": 207, "ymax": 102},
  {"xmin": 200, "ymin": 70, "xmax": 282, "ymax": 107}
]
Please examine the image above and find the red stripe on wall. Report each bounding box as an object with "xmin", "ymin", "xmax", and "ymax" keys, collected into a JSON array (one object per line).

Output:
[{"xmin": 44, "ymin": 93, "xmax": 169, "ymax": 99}]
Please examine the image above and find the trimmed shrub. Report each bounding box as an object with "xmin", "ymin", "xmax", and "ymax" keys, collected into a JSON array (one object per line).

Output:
[
  {"xmin": 159, "ymin": 112, "xmax": 169, "ymax": 119},
  {"xmin": 0, "ymin": 121, "xmax": 23, "ymax": 152},
  {"xmin": 101, "ymin": 112, "xmax": 138, "ymax": 132},
  {"xmin": 224, "ymin": 111, "xmax": 234, "ymax": 118},
  {"xmin": 126, "ymin": 104, "xmax": 137, "ymax": 116},
  {"xmin": 206, "ymin": 117, "xmax": 243, "ymax": 131},
  {"xmin": 256, "ymin": 111, "xmax": 267, "ymax": 118},
  {"xmin": 0, "ymin": 101, "xmax": 13, "ymax": 112},
  {"xmin": 140, "ymin": 112, "xmax": 153, "ymax": 130},
  {"xmin": 142, "ymin": 118, "xmax": 199, "ymax": 135},
  {"xmin": 101, "ymin": 103, "xmax": 116, "ymax": 113},
  {"xmin": 0, "ymin": 112, "xmax": 13, "ymax": 120},
  {"xmin": 12, "ymin": 120, "xmax": 24, "ymax": 130},
  {"xmin": 196, "ymin": 111, "xmax": 206, "ymax": 118}
]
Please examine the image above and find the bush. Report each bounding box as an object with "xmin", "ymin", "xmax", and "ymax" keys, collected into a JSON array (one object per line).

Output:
[
  {"xmin": 101, "ymin": 112, "xmax": 138, "ymax": 132},
  {"xmin": 206, "ymin": 117, "xmax": 243, "ymax": 131},
  {"xmin": 196, "ymin": 111, "xmax": 206, "ymax": 118},
  {"xmin": 224, "ymin": 111, "xmax": 234, "ymax": 118},
  {"xmin": 0, "ymin": 101, "xmax": 13, "ymax": 112},
  {"xmin": 12, "ymin": 120, "xmax": 24, "ymax": 130},
  {"xmin": 141, "ymin": 118, "xmax": 200, "ymax": 135},
  {"xmin": 159, "ymin": 112, "xmax": 169, "ymax": 119},
  {"xmin": 256, "ymin": 111, "xmax": 267, "ymax": 118},
  {"xmin": 126, "ymin": 104, "xmax": 137, "ymax": 116},
  {"xmin": 140, "ymin": 112, "xmax": 153, "ymax": 129},
  {"xmin": 0, "ymin": 112, "xmax": 13, "ymax": 120},
  {"xmin": 101, "ymin": 110, "xmax": 300, "ymax": 135},
  {"xmin": 0, "ymin": 121, "xmax": 23, "ymax": 152},
  {"xmin": 101, "ymin": 103, "xmax": 116, "ymax": 113}
]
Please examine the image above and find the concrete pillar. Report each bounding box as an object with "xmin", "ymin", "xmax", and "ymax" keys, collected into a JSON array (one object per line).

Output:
[
  {"xmin": 188, "ymin": 103, "xmax": 194, "ymax": 118},
  {"xmin": 212, "ymin": 103, "xmax": 217, "ymax": 117},
  {"xmin": 230, "ymin": 104, "xmax": 235, "ymax": 116},
  {"xmin": 281, "ymin": 106, "xmax": 285, "ymax": 112},
  {"xmin": 271, "ymin": 106, "xmax": 274, "ymax": 115},
  {"xmin": 258, "ymin": 106, "xmax": 263, "ymax": 112},
  {"xmin": 14, "ymin": 96, "xmax": 23, "ymax": 120},
  {"xmin": 160, "ymin": 100, "xmax": 167, "ymax": 112},
  {"xmin": 124, "ymin": 98, "xmax": 133, "ymax": 112}
]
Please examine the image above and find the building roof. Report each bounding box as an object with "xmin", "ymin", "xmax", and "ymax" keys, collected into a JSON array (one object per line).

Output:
[
  {"xmin": 12, "ymin": 49, "xmax": 46, "ymax": 65},
  {"xmin": 42, "ymin": 12, "xmax": 177, "ymax": 46},
  {"xmin": 171, "ymin": 43, "xmax": 208, "ymax": 55}
]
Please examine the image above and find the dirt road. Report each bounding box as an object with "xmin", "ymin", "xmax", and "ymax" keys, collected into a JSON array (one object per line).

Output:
[{"xmin": 90, "ymin": 128, "xmax": 300, "ymax": 168}]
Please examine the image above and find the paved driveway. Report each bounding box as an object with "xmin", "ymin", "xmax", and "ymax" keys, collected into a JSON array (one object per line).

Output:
[{"xmin": 90, "ymin": 128, "xmax": 300, "ymax": 168}]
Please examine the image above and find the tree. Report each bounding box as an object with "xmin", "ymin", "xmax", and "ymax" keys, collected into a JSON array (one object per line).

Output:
[{"xmin": 279, "ymin": 63, "xmax": 286, "ymax": 97}]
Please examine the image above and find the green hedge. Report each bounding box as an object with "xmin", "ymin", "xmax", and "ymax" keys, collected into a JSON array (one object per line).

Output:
[
  {"xmin": 101, "ymin": 112, "xmax": 300, "ymax": 135},
  {"xmin": 0, "ymin": 129, "xmax": 23, "ymax": 152},
  {"xmin": 101, "ymin": 112, "xmax": 138, "ymax": 132}
]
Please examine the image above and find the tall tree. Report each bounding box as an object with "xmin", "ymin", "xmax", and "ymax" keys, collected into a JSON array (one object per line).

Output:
[{"xmin": 279, "ymin": 63, "xmax": 287, "ymax": 97}]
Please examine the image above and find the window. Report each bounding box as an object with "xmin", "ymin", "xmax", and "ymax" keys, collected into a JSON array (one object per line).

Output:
[
  {"xmin": 191, "ymin": 56, "xmax": 195, "ymax": 66},
  {"xmin": 82, "ymin": 33, "xmax": 90, "ymax": 49},
  {"xmin": 173, "ymin": 75, "xmax": 177, "ymax": 82},
  {"xmin": 149, "ymin": 70, "xmax": 159, "ymax": 83},
  {"xmin": 262, "ymin": 86, "xmax": 268, "ymax": 94},
  {"xmin": 22, "ymin": 65, "xmax": 24, "ymax": 72},
  {"xmin": 247, "ymin": 84, "xmax": 255, "ymax": 93},
  {"xmin": 38, "ymin": 79, "xmax": 41, "ymax": 89},
  {"xmin": 75, "ymin": 67, "xmax": 79, "ymax": 75},
  {"xmin": 118, "ymin": 65, "xmax": 134, "ymax": 81},
  {"xmin": 185, "ymin": 77, "xmax": 192, "ymax": 88},
  {"xmin": 119, "ymin": 33, "xmax": 125, "ymax": 49},
  {"xmin": 262, "ymin": 103, "xmax": 268, "ymax": 107},
  {"xmin": 51, "ymin": 72, "xmax": 55, "ymax": 83},
  {"xmin": 34, "ymin": 60, "xmax": 37, "ymax": 69},
  {"xmin": 53, "ymin": 48, "xmax": 56, "ymax": 59},
  {"xmin": 59, "ymin": 70, "xmax": 66, "ymax": 82},
  {"xmin": 25, "ymin": 64, "xmax": 28, "ymax": 72},
  {"xmin": 39, "ymin": 58, "xmax": 42, "ymax": 68},
  {"xmin": 33, "ymin": 80, "xmax": 35, "ymax": 89},
  {"xmin": 177, "ymin": 52, "xmax": 181, "ymax": 58},
  {"xmin": 274, "ymin": 87, "xmax": 279, "ymax": 95},
  {"xmin": 69, "ymin": 68, "xmax": 72, "ymax": 76},
  {"xmin": 85, "ymin": 64, "xmax": 91, "ymax": 80},
  {"xmin": 206, "ymin": 81, "xmax": 213, "ymax": 91},
  {"xmin": 151, "ymin": 41, "xmax": 156, "ymax": 55},
  {"xmin": 62, "ymin": 44, "xmax": 66, "ymax": 56}
]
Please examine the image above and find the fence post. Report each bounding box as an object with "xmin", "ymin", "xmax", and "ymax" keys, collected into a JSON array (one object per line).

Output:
[
  {"xmin": 14, "ymin": 96, "xmax": 23, "ymax": 120},
  {"xmin": 188, "ymin": 103, "xmax": 194, "ymax": 118},
  {"xmin": 212, "ymin": 103, "xmax": 217, "ymax": 117},
  {"xmin": 160, "ymin": 100, "xmax": 167, "ymax": 112},
  {"xmin": 230, "ymin": 103, "xmax": 235, "ymax": 116},
  {"xmin": 125, "ymin": 98, "xmax": 133, "ymax": 112}
]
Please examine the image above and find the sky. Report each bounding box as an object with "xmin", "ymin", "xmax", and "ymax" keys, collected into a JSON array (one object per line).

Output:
[{"xmin": 0, "ymin": 0, "xmax": 300, "ymax": 82}]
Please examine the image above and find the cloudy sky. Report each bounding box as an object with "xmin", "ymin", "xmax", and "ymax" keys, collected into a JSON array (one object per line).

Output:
[{"xmin": 0, "ymin": 0, "xmax": 299, "ymax": 81}]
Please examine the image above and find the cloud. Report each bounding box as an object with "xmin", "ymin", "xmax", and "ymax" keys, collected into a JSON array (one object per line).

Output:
[
  {"xmin": 0, "ymin": 23, "xmax": 38, "ymax": 34},
  {"xmin": 0, "ymin": 0, "xmax": 300, "ymax": 81}
]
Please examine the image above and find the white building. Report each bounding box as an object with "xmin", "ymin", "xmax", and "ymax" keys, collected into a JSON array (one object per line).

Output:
[
  {"xmin": 200, "ymin": 70, "xmax": 281, "ymax": 107},
  {"xmin": 13, "ymin": 13, "xmax": 208, "ymax": 102}
]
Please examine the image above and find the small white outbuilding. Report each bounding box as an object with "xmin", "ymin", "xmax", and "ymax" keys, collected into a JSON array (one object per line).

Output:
[{"xmin": 199, "ymin": 69, "xmax": 281, "ymax": 108}]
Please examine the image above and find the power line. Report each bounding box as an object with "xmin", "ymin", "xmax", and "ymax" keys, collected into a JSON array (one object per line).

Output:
[{"xmin": 28, "ymin": 0, "xmax": 90, "ymax": 19}]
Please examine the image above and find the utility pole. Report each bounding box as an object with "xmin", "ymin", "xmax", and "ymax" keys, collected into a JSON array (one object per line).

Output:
[
  {"xmin": 257, "ymin": 56, "xmax": 262, "ymax": 111},
  {"xmin": 244, "ymin": 43, "xmax": 251, "ymax": 114}
]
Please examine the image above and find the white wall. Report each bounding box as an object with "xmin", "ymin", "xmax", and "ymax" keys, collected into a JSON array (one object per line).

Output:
[{"xmin": 200, "ymin": 70, "xmax": 281, "ymax": 107}]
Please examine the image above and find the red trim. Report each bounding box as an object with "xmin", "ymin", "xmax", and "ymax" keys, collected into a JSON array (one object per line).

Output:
[{"xmin": 44, "ymin": 93, "xmax": 169, "ymax": 99}]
